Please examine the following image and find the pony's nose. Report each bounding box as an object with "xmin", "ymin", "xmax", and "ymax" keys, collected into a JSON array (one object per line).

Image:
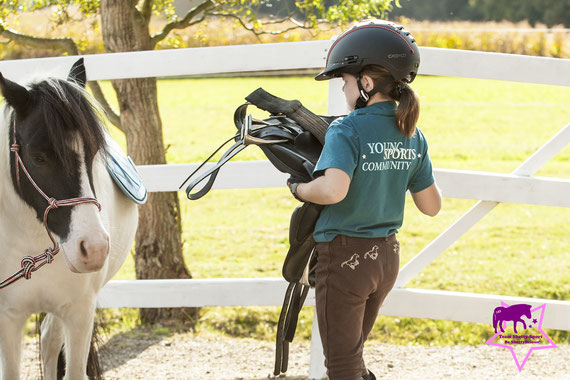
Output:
[{"xmin": 79, "ymin": 235, "xmax": 110, "ymax": 268}]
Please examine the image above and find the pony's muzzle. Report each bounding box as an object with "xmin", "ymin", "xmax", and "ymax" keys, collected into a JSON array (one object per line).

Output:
[
  {"xmin": 76, "ymin": 234, "xmax": 110, "ymax": 272},
  {"xmin": 63, "ymin": 232, "xmax": 110, "ymax": 273}
]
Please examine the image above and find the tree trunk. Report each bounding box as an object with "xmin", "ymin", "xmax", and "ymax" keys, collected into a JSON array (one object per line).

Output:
[{"xmin": 100, "ymin": 0, "xmax": 199, "ymax": 325}]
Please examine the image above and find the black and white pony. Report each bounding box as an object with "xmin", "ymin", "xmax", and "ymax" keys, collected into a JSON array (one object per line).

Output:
[{"xmin": 0, "ymin": 59, "xmax": 138, "ymax": 379}]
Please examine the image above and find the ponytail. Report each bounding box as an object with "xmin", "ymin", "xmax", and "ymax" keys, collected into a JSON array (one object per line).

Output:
[
  {"xmin": 360, "ymin": 65, "xmax": 420, "ymax": 138},
  {"xmin": 390, "ymin": 82, "xmax": 420, "ymax": 138}
]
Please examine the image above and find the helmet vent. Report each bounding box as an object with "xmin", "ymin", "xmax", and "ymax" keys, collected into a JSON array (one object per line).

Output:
[{"xmin": 344, "ymin": 55, "xmax": 359, "ymax": 64}]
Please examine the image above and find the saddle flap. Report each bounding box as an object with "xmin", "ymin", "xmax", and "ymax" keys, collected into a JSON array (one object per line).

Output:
[{"xmin": 283, "ymin": 202, "xmax": 323, "ymax": 283}]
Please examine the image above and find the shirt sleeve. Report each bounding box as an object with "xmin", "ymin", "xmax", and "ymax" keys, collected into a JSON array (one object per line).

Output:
[
  {"xmin": 408, "ymin": 130, "xmax": 435, "ymax": 193},
  {"xmin": 313, "ymin": 119, "xmax": 359, "ymax": 180}
]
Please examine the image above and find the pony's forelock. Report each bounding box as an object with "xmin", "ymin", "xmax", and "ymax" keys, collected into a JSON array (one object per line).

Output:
[{"xmin": 28, "ymin": 78, "xmax": 108, "ymax": 174}]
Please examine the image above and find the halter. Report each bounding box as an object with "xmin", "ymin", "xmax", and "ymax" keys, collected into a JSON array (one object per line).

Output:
[{"xmin": 0, "ymin": 122, "xmax": 102, "ymax": 289}]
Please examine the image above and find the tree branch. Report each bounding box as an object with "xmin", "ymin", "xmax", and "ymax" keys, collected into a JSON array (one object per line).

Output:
[
  {"xmin": 208, "ymin": 12, "xmax": 311, "ymax": 36},
  {"xmin": 0, "ymin": 25, "xmax": 79, "ymax": 55},
  {"xmin": 262, "ymin": 16, "xmax": 304, "ymax": 27},
  {"xmin": 88, "ymin": 81, "xmax": 122, "ymax": 130},
  {"xmin": 150, "ymin": 0, "xmax": 215, "ymax": 46},
  {"xmin": 140, "ymin": 0, "xmax": 153, "ymax": 25}
]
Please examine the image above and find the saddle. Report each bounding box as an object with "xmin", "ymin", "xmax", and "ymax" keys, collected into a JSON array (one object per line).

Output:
[
  {"xmin": 105, "ymin": 137, "xmax": 147, "ymax": 205},
  {"xmin": 181, "ymin": 88, "xmax": 339, "ymax": 377}
]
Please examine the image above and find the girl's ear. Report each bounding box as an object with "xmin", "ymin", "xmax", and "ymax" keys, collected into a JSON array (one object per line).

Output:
[{"xmin": 361, "ymin": 74, "xmax": 374, "ymax": 92}]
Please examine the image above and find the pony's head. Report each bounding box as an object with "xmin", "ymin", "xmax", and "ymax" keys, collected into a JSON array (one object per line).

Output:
[
  {"xmin": 0, "ymin": 59, "xmax": 111, "ymax": 273},
  {"xmin": 523, "ymin": 304, "xmax": 532, "ymax": 319}
]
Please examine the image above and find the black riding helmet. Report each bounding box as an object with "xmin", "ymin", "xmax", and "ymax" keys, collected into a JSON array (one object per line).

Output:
[
  {"xmin": 316, "ymin": 19, "xmax": 420, "ymax": 82},
  {"xmin": 315, "ymin": 20, "xmax": 420, "ymax": 108}
]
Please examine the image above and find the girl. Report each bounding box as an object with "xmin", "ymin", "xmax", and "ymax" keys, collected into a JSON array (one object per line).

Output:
[{"xmin": 287, "ymin": 20, "xmax": 442, "ymax": 380}]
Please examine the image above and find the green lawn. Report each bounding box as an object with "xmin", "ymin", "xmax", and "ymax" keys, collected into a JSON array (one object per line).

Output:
[{"xmin": 102, "ymin": 75, "xmax": 570, "ymax": 345}]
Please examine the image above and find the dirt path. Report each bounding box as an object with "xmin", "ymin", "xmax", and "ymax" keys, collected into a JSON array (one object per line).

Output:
[{"xmin": 21, "ymin": 331, "xmax": 569, "ymax": 379}]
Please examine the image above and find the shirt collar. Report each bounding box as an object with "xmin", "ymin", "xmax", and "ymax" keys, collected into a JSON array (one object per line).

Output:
[{"xmin": 350, "ymin": 101, "xmax": 396, "ymax": 117}]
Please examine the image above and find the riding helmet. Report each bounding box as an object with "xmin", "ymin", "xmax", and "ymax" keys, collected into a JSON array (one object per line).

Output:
[{"xmin": 315, "ymin": 19, "xmax": 420, "ymax": 83}]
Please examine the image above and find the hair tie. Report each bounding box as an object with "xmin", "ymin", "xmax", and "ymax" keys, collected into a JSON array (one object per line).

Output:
[{"xmin": 396, "ymin": 82, "xmax": 406, "ymax": 95}]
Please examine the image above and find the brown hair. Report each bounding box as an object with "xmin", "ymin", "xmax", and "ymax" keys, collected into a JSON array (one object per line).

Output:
[{"xmin": 360, "ymin": 65, "xmax": 420, "ymax": 138}]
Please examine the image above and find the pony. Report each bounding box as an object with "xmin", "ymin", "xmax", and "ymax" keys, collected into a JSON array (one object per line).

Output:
[
  {"xmin": 493, "ymin": 303, "xmax": 532, "ymax": 334},
  {"xmin": 341, "ymin": 254, "xmax": 360, "ymax": 270},
  {"xmin": 0, "ymin": 59, "xmax": 138, "ymax": 379}
]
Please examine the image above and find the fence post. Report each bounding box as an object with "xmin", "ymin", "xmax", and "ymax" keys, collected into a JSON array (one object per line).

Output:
[
  {"xmin": 308, "ymin": 309, "xmax": 326, "ymax": 379},
  {"xmin": 327, "ymin": 77, "xmax": 347, "ymax": 115}
]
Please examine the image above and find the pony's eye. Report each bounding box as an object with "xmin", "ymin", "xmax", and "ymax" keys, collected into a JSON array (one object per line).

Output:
[{"xmin": 32, "ymin": 154, "xmax": 48, "ymax": 165}]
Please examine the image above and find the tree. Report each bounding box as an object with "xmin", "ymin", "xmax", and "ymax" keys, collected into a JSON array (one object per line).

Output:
[{"xmin": 0, "ymin": 0, "xmax": 396, "ymax": 325}]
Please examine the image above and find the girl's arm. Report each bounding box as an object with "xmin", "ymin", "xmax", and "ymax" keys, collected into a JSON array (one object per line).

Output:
[
  {"xmin": 411, "ymin": 183, "xmax": 442, "ymax": 217},
  {"xmin": 296, "ymin": 168, "xmax": 351, "ymax": 205}
]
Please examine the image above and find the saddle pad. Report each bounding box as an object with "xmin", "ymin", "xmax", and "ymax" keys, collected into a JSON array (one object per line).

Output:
[{"xmin": 105, "ymin": 139, "xmax": 148, "ymax": 205}]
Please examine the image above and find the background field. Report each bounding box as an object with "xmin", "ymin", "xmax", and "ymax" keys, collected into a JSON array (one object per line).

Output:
[{"xmin": 99, "ymin": 75, "xmax": 570, "ymax": 345}]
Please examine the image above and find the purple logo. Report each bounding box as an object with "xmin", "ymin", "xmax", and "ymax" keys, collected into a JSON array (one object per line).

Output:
[
  {"xmin": 493, "ymin": 303, "xmax": 531, "ymax": 333},
  {"xmin": 486, "ymin": 302, "xmax": 557, "ymax": 372}
]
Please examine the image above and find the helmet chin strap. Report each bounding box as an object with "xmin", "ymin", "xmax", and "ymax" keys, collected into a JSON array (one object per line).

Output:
[
  {"xmin": 355, "ymin": 77, "xmax": 370, "ymax": 109},
  {"xmin": 355, "ymin": 76, "xmax": 395, "ymax": 109}
]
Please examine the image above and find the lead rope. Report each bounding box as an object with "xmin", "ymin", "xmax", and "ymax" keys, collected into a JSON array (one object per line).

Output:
[{"xmin": 0, "ymin": 122, "xmax": 101, "ymax": 289}]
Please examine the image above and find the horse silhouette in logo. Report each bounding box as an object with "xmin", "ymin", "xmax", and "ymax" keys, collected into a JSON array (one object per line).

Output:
[
  {"xmin": 493, "ymin": 304, "xmax": 532, "ymax": 333},
  {"xmin": 341, "ymin": 254, "xmax": 360, "ymax": 270},
  {"xmin": 364, "ymin": 245, "xmax": 379, "ymax": 260}
]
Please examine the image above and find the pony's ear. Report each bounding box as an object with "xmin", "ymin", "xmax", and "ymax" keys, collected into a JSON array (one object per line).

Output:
[
  {"xmin": 0, "ymin": 72, "xmax": 31, "ymax": 116},
  {"xmin": 68, "ymin": 58, "xmax": 87, "ymax": 88}
]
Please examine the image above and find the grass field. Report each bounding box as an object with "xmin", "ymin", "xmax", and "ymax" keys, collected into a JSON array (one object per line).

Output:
[{"xmin": 99, "ymin": 75, "xmax": 570, "ymax": 345}]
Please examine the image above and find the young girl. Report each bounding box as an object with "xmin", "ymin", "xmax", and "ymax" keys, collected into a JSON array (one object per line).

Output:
[{"xmin": 287, "ymin": 20, "xmax": 441, "ymax": 380}]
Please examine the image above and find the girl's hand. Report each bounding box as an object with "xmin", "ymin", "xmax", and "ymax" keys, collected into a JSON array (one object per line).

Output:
[{"xmin": 287, "ymin": 176, "xmax": 306, "ymax": 202}]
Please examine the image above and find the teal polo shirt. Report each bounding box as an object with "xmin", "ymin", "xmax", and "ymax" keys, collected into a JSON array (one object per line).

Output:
[{"xmin": 313, "ymin": 101, "xmax": 434, "ymax": 242}]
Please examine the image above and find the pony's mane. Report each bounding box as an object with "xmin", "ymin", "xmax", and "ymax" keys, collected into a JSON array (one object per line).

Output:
[{"xmin": 27, "ymin": 78, "xmax": 108, "ymax": 174}]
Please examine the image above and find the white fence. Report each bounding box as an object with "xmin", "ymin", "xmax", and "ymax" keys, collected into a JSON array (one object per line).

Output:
[{"xmin": 1, "ymin": 41, "xmax": 569, "ymax": 379}]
